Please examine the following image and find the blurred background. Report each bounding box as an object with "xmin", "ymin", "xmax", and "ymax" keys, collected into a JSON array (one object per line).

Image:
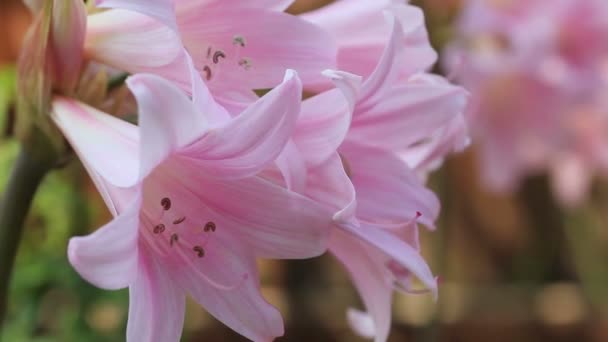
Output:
[{"xmin": 2, "ymin": 0, "xmax": 608, "ymax": 341}]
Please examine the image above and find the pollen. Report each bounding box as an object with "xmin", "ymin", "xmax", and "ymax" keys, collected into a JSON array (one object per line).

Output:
[
  {"xmin": 173, "ymin": 216, "xmax": 186, "ymax": 225},
  {"xmin": 203, "ymin": 65, "xmax": 212, "ymax": 80},
  {"xmin": 213, "ymin": 50, "xmax": 226, "ymax": 64},
  {"xmin": 153, "ymin": 224, "xmax": 165, "ymax": 234},
  {"xmin": 170, "ymin": 233, "xmax": 179, "ymax": 246},
  {"xmin": 238, "ymin": 58, "xmax": 252, "ymax": 70}
]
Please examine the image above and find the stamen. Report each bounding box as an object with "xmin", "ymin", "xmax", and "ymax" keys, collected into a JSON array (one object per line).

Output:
[
  {"xmin": 238, "ymin": 58, "xmax": 252, "ymax": 70},
  {"xmin": 204, "ymin": 221, "xmax": 216, "ymax": 232},
  {"xmin": 203, "ymin": 65, "xmax": 212, "ymax": 80},
  {"xmin": 212, "ymin": 51, "xmax": 226, "ymax": 64},
  {"xmin": 233, "ymin": 35, "xmax": 246, "ymax": 47},
  {"xmin": 153, "ymin": 224, "xmax": 165, "ymax": 234},
  {"xmin": 170, "ymin": 233, "xmax": 179, "ymax": 246},
  {"xmin": 193, "ymin": 246, "xmax": 205, "ymax": 258},
  {"xmin": 206, "ymin": 46, "xmax": 212, "ymax": 59},
  {"xmin": 161, "ymin": 197, "xmax": 172, "ymax": 211},
  {"xmin": 173, "ymin": 216, "xmax": 186, "ymax": 225}
]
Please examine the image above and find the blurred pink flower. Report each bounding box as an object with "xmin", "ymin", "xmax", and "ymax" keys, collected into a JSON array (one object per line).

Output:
[
  {"xmin": 292, "ymin": 13, "xmax": 468, "ymax": 342},
  {"xmin": 51, "ymin": 69, "xmax": 333, "ymax": 341},
  {"xmin": 447, "ymin": 0, "xmax": 608, "ymax": 205}
]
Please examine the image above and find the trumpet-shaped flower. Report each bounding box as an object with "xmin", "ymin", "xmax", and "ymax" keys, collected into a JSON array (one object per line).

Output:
[
  {"xmin": 290, "ymin": 13, "xmax": 468, "ymax": 342},
  {"xmin": 51, "ymin": 69, "xmax": 333, "ymax": 341}
]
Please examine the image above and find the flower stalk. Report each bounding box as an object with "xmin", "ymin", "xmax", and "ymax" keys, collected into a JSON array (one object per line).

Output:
[{"xmin": 0, "ymin": 146, "xmax": 55, "ymax": 334}]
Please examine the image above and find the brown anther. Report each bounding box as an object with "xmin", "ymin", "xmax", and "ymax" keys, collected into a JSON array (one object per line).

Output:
[
  {"xmin": 204, "ymin": 221, "xmax": 216, "ymax": 232},
  {"xmin": 173, "ymin": 216, "xmax": 186, "ymax": 225},
  {"xmin": 193, "ymin": 246, "xmax": 205, "ymax": 258},
  {"xmin": 233, "ymin": 35, "xmax": 246, "ymax": 47},
  {"xmin": 206, "ymin": 46, "xmax": 212, "ymax": 59},
  {"xmin": 153, "ymin": 224, "xmax": 165, "ymax": 234},
  {"xmin": 161, "ymin": 197, "xmax": 171, "ymax": 210},
  {"xmin": 238, "ymin": 58, "xmax": 252, "ymax": 70},
  {"xmin": 212, "ymin": 50, "xmax": 226, "ymax": 64},
  {"xmin": 170, "ymin": 233, "xmax": 179, "ymax": 246},
  {"xmin": 203, "ymin": 65, "xmax": 212, "ymax": 80}
]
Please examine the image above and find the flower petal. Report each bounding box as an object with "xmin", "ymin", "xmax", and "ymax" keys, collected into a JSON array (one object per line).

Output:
[
  {"xmin": 96, "ymin": 0, "xmax": 178, "ymax": 31},
  {"xmin": 349, "ymin": 79, "xmax": 469, "ymax": 153},
  {"xmin": 86, "ymin": 9, "xmax": 182, "ymax": 71},
  {"xmin": 126, "ymin": 73, "xmax": 207, "ymax": 179},
  {"xmin": 330, "ymin": 228, "xmax": 392, "ymax": 342},
  {"xmin": 127, "ymin": 245, "xmax": 186, "ymax": 342},
  {"xmin": 174, "ymin": 233, "xmax": 284, "ymax": 341},
  {"xmin": 67, "ymin": 197, "xmax": 140, "ymax": 290},
  {"xmin": 340, "ymin": 142, "xmax": 439, "ymax": 228},
  {"xmin": 51, "ymin": 97, "xmax": 140, "ymax": 188},
  {"xmin": 173, "ymin": 162, "xmax": 331, "ymax": 259},
  {"xmin": 177, "ymin": 0, "xmax": 295, "ymax": 11},
  {"xmin": 338, "ymin": 221, "xmax": 438, "ymax": 296},
  {"xmin": 302, "ymin": 1, "xmax": 436, "ymax": 84},
  {"xmin": 294, "ymin": 71, "xmax": 361, "ymax": 167},
  {"xmin": 179, "ymin": 70, "xmax": 302, "ymax": 180},
  {"xmin": 179, "ymin": 6, "xmax": 336, "ymax": 91}
]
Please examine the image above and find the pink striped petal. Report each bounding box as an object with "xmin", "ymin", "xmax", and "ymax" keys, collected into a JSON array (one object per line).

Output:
[
  {"xmin": 127, "ymin": 246, "xmax": 186, "ymax": 342},
  {"xmin": 67, "ymin": 198, "xmax": 140, "ymax": 290},
  {"xmin": 96, "ymin": 0, "xmax": 178, "ymax": 31},
  {"xmin": 179, "ymin": 70, "xmax": 302, "ymax": 179},
  {"xmin": 51, "ymin": 97, "xmax": 140, "ymax": 187},
  {"xmin": 50, "ymin": 0, "xmax": 86, "ymax": 91}
]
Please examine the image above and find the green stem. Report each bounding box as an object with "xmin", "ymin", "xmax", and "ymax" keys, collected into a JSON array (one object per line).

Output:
[{"xmin": 0, "ymin": 147, "xmax": 53, "ymax": 336}]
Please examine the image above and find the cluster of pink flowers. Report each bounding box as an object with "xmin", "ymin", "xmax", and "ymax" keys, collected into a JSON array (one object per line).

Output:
[
  {"xmin": 447, "ymin": 0, "xmax": 608, "ymax": 206},
  {"xmin": 34, "ymin": 0, "xmax": 468, "ymax": 341}
]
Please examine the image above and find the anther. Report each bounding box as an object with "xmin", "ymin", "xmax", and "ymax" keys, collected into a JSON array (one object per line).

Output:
[
  {"xmin": 203, "ymin": 65, "xmax": 212, "ymax": 80},
  {"xmin": 238, "ymin": 58, "xmax": 252, "ymax": 70},
  {"xmin": 173, "ymin": 216, "xmax": 186, "ymax": 225},
  {"xmin": 193, "ymin": 246, "xmax": 205, "ymax": 258},
  {"xmin": 204, "ymin": 221, "xmax": 216, "ymax": 232},
  {"xmin": 212, "ymin": 51, "xmax": 226, "ymax": 64},
  {"xmin": 233, "ymin": 35, "xmax": 246, "ymax": 47},
  {"xmin": 161, "ymin": 197, "xmax": 171, "ymax": 210},
  {"xmin": 170, "ymin": 233, "xmax": 179, "ymax": 246},
  {"xmin": 206, "ymin": 46, "xmax": 212, "ymax": 59},
  {"xmin": 153, "ymin": 224, "xmax": 165, "ymax": 234}
]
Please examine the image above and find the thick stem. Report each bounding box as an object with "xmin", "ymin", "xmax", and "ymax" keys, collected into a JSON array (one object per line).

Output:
[{"xmin": 0, "ymin": 147, "xmax": 53, "ymax": 334}]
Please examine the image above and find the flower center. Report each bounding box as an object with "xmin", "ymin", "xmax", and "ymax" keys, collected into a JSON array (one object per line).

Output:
[{"xmin": 200, "ymin": 35, "xmax": 253, "ymax": 82}]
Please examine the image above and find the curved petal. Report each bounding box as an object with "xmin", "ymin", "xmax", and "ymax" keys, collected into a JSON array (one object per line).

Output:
[
  {"xmin": 330, "ymin": 228, "xmax": 392, "ymax": 342},
  {"xmin": 302, "ymin": 1, "xmax": 436, "ymax": 83},
  {"xmin": 51, "ymin": 97, "xmax": 140, "ymax": 188},
  {"xmin": 126, "ymin": 73, "xmax": 207, "ymax": 179},
  {"xmin": 127, "ymin": 245, "xmax": 186, "ymax": 342},
  {"xmin": 179, "ymin": 7, "xmax": 336, "ymax": 90},
  {"xmin": 295, "ymin": 71, "xmax": 361, "ymax": 167},
  {"xmin": 337, "ymin": 221, "xmax": 438, "ymax": 296},
  {"xmin": 173, "ymin": 162, "xmax": 331, "ymax": 259},
  {"xmin": 67, "ymin": 197, "xmax": 140, "ymax": 290},
  {"xmin": 172, "ymin": 232, "xmax": 283, "ymax": 341},
  {"xmin": 96, "ymin": 0, "xmax": 179, "ymax": 31},
  {"xmin": 275, "ymin": 140, "xmax": 307, "ymax": 193},
  {"xmin": 179, "ymin": 70, "xmax": 302, "ymax": 180},
  {"xmin": 340, "ymin": 142, "xmax": 439, "ymax": 228},
  {"xmin": 177, "ymin": 0, "xmax": 295, "ymax": 12},
  {"xmin": 86, "ymin": 9, "xmax": 182, "ymax": 71},
  {"xmin": 349, "ymin": 80, "xmax": 469, "ymax": 153}
]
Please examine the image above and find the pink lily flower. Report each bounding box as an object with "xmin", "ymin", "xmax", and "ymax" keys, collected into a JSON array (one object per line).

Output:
[
  {"xmin": 290, "ymin": 14, "xmax": 468, "ymax": 342},
  {"xmin": 447, "ymin": 0, "xmax": 608, "ymax": 205},
  {"xmin": 50, "ymin": 68, "xmax": 333, "ymax": 341},
  {"xmin": 301, "ymin": 0, "xmax": 437, "ymax": 90},
  {"xmin": 91, "ymin": 0, "xmax": 337, "ymax": 96}
]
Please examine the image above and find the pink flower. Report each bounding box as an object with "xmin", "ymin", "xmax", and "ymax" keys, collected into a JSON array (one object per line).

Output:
[
  {"xmin": 51, "ymin": 68, "xmax": 333, "ymax": 341},
  {"xmin": 92, "ymin": 0, "xmax": 337, "ymax": 96},
  {"xmin": 291, "ymin": 14, "xmax": 468, "ymax": 342},
  {"xmin": 448, "ymin": 0, "xmax": 608, "ymax": 205},
  {"xmin": 301, "ymin": 0, "xmax": 437, "ymax": 89}
]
